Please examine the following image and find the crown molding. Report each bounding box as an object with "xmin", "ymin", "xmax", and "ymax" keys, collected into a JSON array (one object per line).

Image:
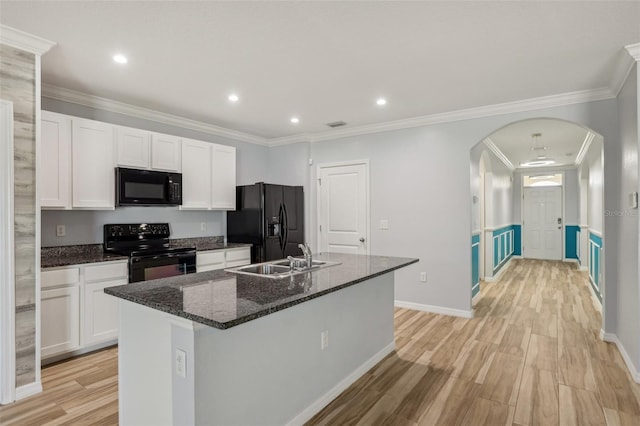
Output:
[
  {"xmin": 626, "ymin": 42, "xmax": 640, "ymax": 61},
  {"xmin": 269, "ymin": 134, "xmax": 312, "ymax": 147},
  {"xmin": 574, "ymin": 131, "xmax": 594, "ymax": 166},
  {"xmin": 515, "ymin": 164, "xmax": 578, "ymax": 173},
  {"xmin": 290, "ymin": 87, "xmax": 615, "ymax": 145},
  {"xmin": 0, "ymin": 25, "xmax": 55, "ymax": 55},
  {"xmin": 42, "ymin": 84, "xmax": 269, "ymax": 146},
  {"xmin": 483, "ymin": 137, "xmax": 515, "ymax": 171},
  {"xmin": 609, "ymin": 44, "xmax": 639, "ymax": 96}
]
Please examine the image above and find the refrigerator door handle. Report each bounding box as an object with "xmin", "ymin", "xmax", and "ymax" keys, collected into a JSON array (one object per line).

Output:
[{"xmin": 282, "ymin": 203, "xmax": 289, "ymax": 254}]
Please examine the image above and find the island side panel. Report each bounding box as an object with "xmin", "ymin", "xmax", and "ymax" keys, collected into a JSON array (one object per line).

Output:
[
  {"xmin": 192, "ymin": 272, "xmax": 395, "ymax": 425},
  {"xmin": 118, "ymin": 301, "xmax": 178, "ymax": 425}
]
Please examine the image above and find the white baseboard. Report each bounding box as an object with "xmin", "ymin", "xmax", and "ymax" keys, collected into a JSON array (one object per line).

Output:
[
  {"xmin": 472, "ymin": 291, "xmax": 481, "ymax": 304},
  {"xmin": 287, "ymin": 341, "xmax": 395, "ymax": 425},
  {"xmin": 512, "ymin": 255, "xmax": 522, "ymax": 259},
  {"xmin": 579, "ymin": 266, "xmax": 588, "ymax": 271},
  {"xmin": 598, "ymin": 331, "xmax": 640, "ymax": 383},
  {"xmin": 485, "ymin": 256, "xmax": 514, "ymax": 282},
  {"xmin": 394, "ymin": 300, "xmax": 474, "ymax": 319},
  {"xmin": 15, "ymin": 381, "xmax": 42, "ymax": 401},
  {"xmin": 563, "ymin": 258, "xmax": 580, "ymax": 264}
]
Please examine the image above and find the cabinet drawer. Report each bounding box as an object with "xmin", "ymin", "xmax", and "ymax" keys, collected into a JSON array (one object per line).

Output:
[
  {"xmin": 197, "ymin": 264, "xmax": 226, "ymax": 273},
  {"xmin": 226, "ymin": 248, "xmax": 250, "ymax": 262},
  {"xmin": 197, "ymin": 251, "xmax": 225, "ymax": 267},
  {"xmin": 42, "ymin": 267, "xmax": 80, "ymax": 289},
  {"xmin": 225, "ymin": 259, "xmax": 250, "ymax": 268},
  {"xmin": 84, "ymin": 262, "xmax": 128, "ymax": 283}
]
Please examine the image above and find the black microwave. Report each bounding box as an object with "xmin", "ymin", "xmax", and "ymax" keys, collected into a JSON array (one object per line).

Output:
[{"xmin": 116, "ymin": 167, "xmax": 182, "ymax": 206}]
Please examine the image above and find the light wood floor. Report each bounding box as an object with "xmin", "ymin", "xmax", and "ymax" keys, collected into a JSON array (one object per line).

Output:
[
  {"xmin": 307, "ymin": 260, "xmax": 640, "ymax": 425},
  {"xmin": 2, "ymin": 259, "xmax": 640, "ymax": 425},
  {"xmin": 0, "ymin": 346, "xmax": 118, "ymax": 425}
]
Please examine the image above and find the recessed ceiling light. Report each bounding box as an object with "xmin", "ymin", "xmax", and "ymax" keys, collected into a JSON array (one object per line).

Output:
[
  {"xmin": 520, "ymin": 159, "xmax": 556, "ymax": 167},
  {"xmin": 376, "ymin": 98, "xmax": 387, "ymax": 106},
  {"xmin": 228, "ymin": 94, "xmax": 239, "ymax": 102},
  {"xmin": 290, "ymin": 117, "xmax": 300, "ymax": 124},
  {"xmin": 113, "ymin": 54, "xmax": 128, "ymax": 64}
]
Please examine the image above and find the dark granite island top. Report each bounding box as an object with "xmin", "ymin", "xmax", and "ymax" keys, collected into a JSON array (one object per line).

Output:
[{"xmin": 105, "ymin": 253, "xmax": 418, "ymax": 329}]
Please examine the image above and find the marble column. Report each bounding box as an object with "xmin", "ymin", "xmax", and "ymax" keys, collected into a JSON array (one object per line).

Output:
[{"xmin": 0, "ymin": 44, "xmax": 37, "ymax": 387}]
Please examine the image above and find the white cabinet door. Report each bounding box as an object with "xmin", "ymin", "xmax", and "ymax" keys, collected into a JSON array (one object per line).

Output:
[
  {"xmin": 196, "ymin": 250, "xmax": 225, "ymax": 272},
  {"xmin": 151, "ymin": 133, "xmax": 181, "ymax": 172},
  {"xmin": 181, "ymin": 139, "xmax": 211, "ymax": 209},
  {"xmin": 72, "ymin": 118, "xmax": 115, "ymax": 209},
  {"xmin": 211, "ymin": 144, "xmax": 236, "ymax": 210},
  {"xmin": 41, "ymin": 111, "xmax": 71, "ymax": 208},
  {"xmin": 116, "ymin": 126, "xmax": 150, "ymax": 169},
  {"xmin": 225, "ymin": 247, "xmax": 251, "ymax": 267},
  {"xmin": 41, "ymin": 286, "xmax": 80, "ymax": 358},
  {"xmin": 83, "ymin": 279, "xmax": 126, "ymax": 346}
]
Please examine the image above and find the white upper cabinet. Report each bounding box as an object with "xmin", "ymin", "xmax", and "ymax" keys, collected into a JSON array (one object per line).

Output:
[
  {"xmin": 116, "ymin": 126, "xmax": 150, "ymax": 169},
  {"xmin": 211, "ymin": 144, "xmax": 236, "ymax": 210},
  {"xmin": 41, "ymin": 111, "xmax": 71, "ymax": 209},
  {"xmin": 151, "ymin": 133, "xmax": 181, "ymax": 172},
  {"xmin": 72, "ymin": 118, "xmax": 115, "ymax": 209},
  {"xmin": 181, "ymin": 139, "xmax": 236, "ymax": 210},
  {"xmin": 181, "ymin": 139, "xmax": 211, "ymax": 209}
]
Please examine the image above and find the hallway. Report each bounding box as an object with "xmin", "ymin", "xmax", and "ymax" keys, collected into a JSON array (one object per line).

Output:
[{"xmin": 308, "ymin": 259, "xmax": 640, "ymax": 425}]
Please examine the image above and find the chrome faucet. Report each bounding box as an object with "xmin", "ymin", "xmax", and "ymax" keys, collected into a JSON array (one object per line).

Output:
[{"xmin": 298, "ymin": 243, "xmax": 312, "ymax": 268}]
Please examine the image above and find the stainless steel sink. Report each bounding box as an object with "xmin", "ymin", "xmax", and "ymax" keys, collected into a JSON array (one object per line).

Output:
[{"xmin": 226, "ymin": 258, "xmax": 341, "ymax": 279}]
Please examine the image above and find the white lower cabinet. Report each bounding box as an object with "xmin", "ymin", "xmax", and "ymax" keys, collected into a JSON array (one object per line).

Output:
[
  {"xmin": 41, "ymin": 286, "xmax": 80, "ymax": 358},
  {"xmin": 196, "ymin": 247, "xmax": 251, "ymax": 272},
  {"xmin": 83, "ymin": 262, "xmax": 128, "ymax": 347},
  {"xmin": 41, "ymin": 260, "xmax": 127, "ymax": 361}
]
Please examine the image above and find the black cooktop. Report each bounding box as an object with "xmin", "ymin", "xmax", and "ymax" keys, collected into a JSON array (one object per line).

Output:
[{"xmin": 104, "ymin": 223, "xmax": 195, "ymax": 258}]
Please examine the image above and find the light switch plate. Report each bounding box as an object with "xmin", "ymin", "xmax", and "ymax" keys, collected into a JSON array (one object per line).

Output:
[
  {"xmin": 630, "ymin": 192, "xmax": 638, "ymax": 209},
  {"xmin": 379, "ymin": 219, "xmax": 389, "ymax": 230}
]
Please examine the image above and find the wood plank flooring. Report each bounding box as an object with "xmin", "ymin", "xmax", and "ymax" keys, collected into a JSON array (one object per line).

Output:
[
  {"xmin": 307, "ymin": 260, "xmax": 640, "ymax": 425},
  {"xmin": 0, "ymin": 346, "xmax": 118, "ymax": 425},
  {"xmin": 2, "ymin": 259, "xmax": 639, "ymax": 425}
]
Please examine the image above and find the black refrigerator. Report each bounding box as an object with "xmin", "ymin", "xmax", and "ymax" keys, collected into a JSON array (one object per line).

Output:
[{"xmin": 227, "ymin": 183, "xmax": 304, "ymax": 263}]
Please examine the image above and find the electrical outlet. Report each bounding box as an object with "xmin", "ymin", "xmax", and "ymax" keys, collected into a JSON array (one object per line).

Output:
[
  {"xmin": 379, "ymin": 219, "xmax": 389, "ymax": 230},
  {"xmin": 200, "ymin": 222, "xmax": 207, "ymax": 232},
  {"xmin": 175, "ymin": 349, "xmax": 186, "ymax": 378},
  {"xmin": 420, "ymin": 272, "xmax": 427, "ymax": 282},
  {"xmin": 321, "ymin": 330, "xmax": 329, "ymax": 350},
  {"xmin": 56, "ymin": 225, "xmax": 66, "ymax": 237}
]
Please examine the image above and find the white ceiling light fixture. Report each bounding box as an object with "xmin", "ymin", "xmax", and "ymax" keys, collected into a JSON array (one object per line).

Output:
[
  {"xmin": 376, "ymin": 98, "xmax": 387, "ymax": 106},
  {"xmin": 113, "ymin": 54, "xmax": 128, "ymax": 64},
  {"xmin": 290, "ymin": 117, "xmax": 299, "ymax": 124},
  {"xmin": 228, "ymin": 94, "xmax": 239, "ymax": 102},
  {"xmin": 520, "ymin": 133, "xmax": 555, "ymax": 167}
]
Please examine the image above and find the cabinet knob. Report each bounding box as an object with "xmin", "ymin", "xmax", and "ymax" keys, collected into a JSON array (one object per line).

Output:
[{"xmin": 359, "ymin": 237, "xmax": 365, "ymax": 243}]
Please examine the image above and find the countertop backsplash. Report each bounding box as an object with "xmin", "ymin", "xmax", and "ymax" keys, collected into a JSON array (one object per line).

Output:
[{"xmin": 41, "ymin": 207, "xmax": 226, "ymax": 247}]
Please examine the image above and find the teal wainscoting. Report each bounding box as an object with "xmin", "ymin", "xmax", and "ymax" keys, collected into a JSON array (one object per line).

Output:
[
  {"xmin": 513, "ymin": 225, "xmax": 521, "ymax": 256},
  {"xmin": 472, "ymin": 234, "xmax": 480, "ymax": 298},
  {"xmin": 493, "ymin": 225, "xmax": 516, "ymax": 274},
  {"xmin": 589, "ymin": 232, "xmax": 603, "ymax": 301},
  {"xmin": 565, "ymin": 225, "xmax": 580, "ymax": 260}
]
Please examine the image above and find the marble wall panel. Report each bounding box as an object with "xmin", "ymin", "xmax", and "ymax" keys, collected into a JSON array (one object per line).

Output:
[{"xmin": 1, "ymin": 44, "xmax": 37, "ymax": 388}]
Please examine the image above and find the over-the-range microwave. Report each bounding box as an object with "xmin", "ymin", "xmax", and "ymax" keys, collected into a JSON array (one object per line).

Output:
[{"xmin": 116, "ymin": 167, "xmax": 182, "ymax": 206}]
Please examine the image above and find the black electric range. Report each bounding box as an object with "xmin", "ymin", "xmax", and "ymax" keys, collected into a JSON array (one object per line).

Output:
[{"xmin": 103, "ymin": 223, "xmax": 196, "ymax": 283}]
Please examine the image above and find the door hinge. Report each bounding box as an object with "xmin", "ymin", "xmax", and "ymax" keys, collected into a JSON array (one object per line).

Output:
[
  {"xmin": 319, "ymin": 225, "xmax": 322, "ymax": 232},
  {"xmin": 318, "ymin": 178, "xmax": 322, "ymax": 185}
]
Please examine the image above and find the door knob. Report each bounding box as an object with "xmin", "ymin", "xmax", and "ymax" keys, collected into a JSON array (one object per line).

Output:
[{"xmin": 359, "ymin": 237, "xmax": 365, "ymax": 243}]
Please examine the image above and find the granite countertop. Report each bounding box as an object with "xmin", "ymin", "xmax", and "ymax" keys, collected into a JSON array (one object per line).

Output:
[
  {"xmin": 41, "ymin": 238, "xmax": 251, "ymax": 268},
  {"xmin": 105, "ymin": 253, "xmax": 418, "ymax": 330}
]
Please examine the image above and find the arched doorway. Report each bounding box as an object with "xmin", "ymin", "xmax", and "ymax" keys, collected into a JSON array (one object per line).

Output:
[{"xmin": 470, "ymin": 118, "xmax": 605, "ymax": 323}]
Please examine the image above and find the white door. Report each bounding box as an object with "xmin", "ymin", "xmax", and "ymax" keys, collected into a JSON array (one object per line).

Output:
[
  {"xmin": 151, "ymin": 133, "xmax": 181, "ymax": 172},
  {"xmin": 41, "ymin": 111, "xmax": 71, "ymax": 208},
  {"xmin": 181, "ymin": 139, "xmax": 211, "ymax": 209},
  {"xmin": 318, "ymin": 162, "xmax": 369, "ymax": 255},
  {"xmin": 210, "ymin": 143, "xmax": 236, "ymax": 210},
  {"xmin": 41, "ymin": 286, "xmax": 80, "ymax": 358},
  {"xmin": 116, "ymin": 126, "xmax": 151, "ymax": 169},
  {"xmin": 523, "ymin": 186, "xmax": 562, "ymax": 260}
]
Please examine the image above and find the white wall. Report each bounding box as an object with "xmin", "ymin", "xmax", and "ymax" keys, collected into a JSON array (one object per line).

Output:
[
  {"xmin": 470, "ymin": 142, "xmax": 514, "ymax": 231},
  {"xmin": 614, "ymin": 62, "xmax": 639, "ymax": 374},
  {"xmin": 586, "ymin": 137, "xmax": 604, "ymax": 234},
  {"xmin": 564, "ymin": 168, "xmax": 579, "ymax": 225},
  {"xmin": 40, "ymin": 98, "xmax": 270, "ymax": 246},
  {"xmin": 302, "ymin": 98, "xmax": 619, "ymax": 316}
]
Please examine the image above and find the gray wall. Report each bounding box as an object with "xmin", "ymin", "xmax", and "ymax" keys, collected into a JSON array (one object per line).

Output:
[
  {"xmin": 40, "ymin": 98, "xmax": 271, "ymax": 246},
  {"xmin": 302, "ymin": 99, "xmax": 619, "ymax": 317},
  {"xmin": 615, "ymin": 63, "xmax": 639, "ymax": 371},
  {"xmin": 1, "ymin": 44, "xmax": 37, "ymax": 387},
  {"xmin": 564, "ymin": 168, "xmax": 579, "ymax": 225}
]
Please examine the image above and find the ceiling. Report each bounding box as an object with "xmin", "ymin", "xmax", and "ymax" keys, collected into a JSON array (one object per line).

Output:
[
  {"xmin": 1, "ymin": 1, "xmax": 639, "ymax": 142},
  {"xmin": 487, "ymin": 119, "xmax": 591, "ymax": 170}
]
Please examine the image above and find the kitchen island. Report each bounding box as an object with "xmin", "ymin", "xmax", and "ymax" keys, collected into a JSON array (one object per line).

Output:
[{"xmin": 105, "ymin": 252, "xmax": 417, "ymax": 425}]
